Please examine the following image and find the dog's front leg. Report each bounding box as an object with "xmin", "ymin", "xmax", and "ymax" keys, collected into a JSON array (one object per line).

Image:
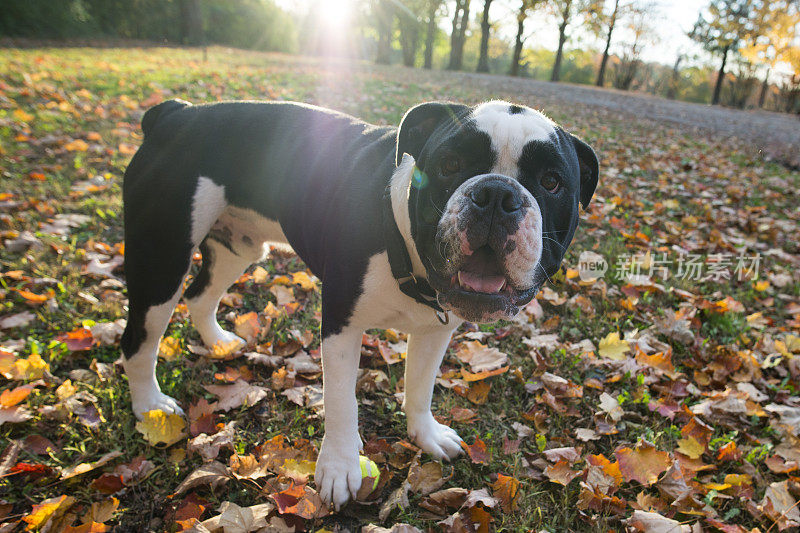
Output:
[
  {"xmin": 404, "ymin": 325, "xmax": 464, "ymax": 460},
  {"xmin": 315, "ymin": 327, "xmax": 363, "ymax": 510}
]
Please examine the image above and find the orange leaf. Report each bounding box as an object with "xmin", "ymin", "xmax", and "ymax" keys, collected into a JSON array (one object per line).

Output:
[
  {"xmin": 15, "ymin": 288, "xmax": 49, "ymax": 304},
  {"xmin": 461, "ymin": 437, "xmax": 491, "ymax": 464},
  {"xmin": 462, "ymin": 366, "xmax": 509, "ymax": 382},
  {"xmin": 614, "ymin": 440, "xmax": 671, "ymax": 485},
  {"xmin": 60, "ymin": 327, "xmax": 95, "ymax": 351},
  {"xmin": 466, "ymin": 381, "xmax": 491, "ymax": 405},
  {"xmin": 0, "ymin": 385, "xmax": 33, "ymax": 407},
  {"xmin": 64, "ymin": 139, "xmax": 89, "ymax": 152},
  {"xmin": 491, "ymin": 474, "xmax": 520, "ymax": 511}
]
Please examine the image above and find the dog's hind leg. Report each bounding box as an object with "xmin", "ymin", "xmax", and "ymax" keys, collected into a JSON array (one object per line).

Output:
[
  {"xmin": 121, "ymin": 238, "xmax": 193, "ymax": 418},
  {"xmin": 184, "ymin": 236, "xmax": 261, "ymax": 350}
]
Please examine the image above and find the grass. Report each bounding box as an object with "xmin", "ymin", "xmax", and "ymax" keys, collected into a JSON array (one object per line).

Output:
[{"xmin": 1, "ymin": 46, "xmax": 799, "ymax": 532}]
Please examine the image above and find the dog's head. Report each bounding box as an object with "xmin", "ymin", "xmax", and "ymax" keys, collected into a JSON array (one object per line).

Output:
[{"xmin": 391, "ymin": 100, "xmax": 598, "ymax": 323}]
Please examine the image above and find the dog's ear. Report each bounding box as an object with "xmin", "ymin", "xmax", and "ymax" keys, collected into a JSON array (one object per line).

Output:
[
  {"xmin": 570, "ymin": 134, "xmax": 599, "ymax": 209},
  {"xmin": 396, "ymin": 102, "xmax": 469, "ymax": 166}
]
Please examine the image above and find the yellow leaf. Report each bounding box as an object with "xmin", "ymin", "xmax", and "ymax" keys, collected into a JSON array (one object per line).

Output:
[
  {"xmin": 14, "ymin": 108, "xmax": 34, "ymax": 122},
  {"xmin": 56, "ymin": 379, "xmax": 77, "ymax": 400},
  {"xmin": 158, "ymin": 336, "xmax": 181, "ymax": 360},
  {"xmin": 15, "ymin": 353, "xmax": 49, "ymax": 380},
  {"xmin": 252, "ymin": 266, "xmax": 269, "ymax": 284},
  {"xmin": 598, "ymin": 332, "xmax": 630, "ymax": 360},
  {"xmin": 724, "ymin": 473, "xmax": 752, "ymax": 486},
  {"xmin": 210, "ymin": 339, "xmax": 244, "ymax": 359},
  {"xmin": 291, "ymin": 271, "xmax": 317, "ymax": 291},
  {"xmin": 754, "ymin": 280, "xmax": 769, "ymax": 291},
  {"xmin": 135, "ymin": 409, "xmax": 186, "ymax": 447},
  {"xmin": 705, "ymin": 482, "xmax": 731, "ymax": 491},
  {"xmin": 23, "ymin": 495, "xmax": 76, "ymax": 530},
  {"xmin": 676, "ymin": 436, "xmax": 705, "ymax": 459}
]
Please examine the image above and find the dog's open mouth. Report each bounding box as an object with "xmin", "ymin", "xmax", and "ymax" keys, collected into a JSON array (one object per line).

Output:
[
  {"xmin": 427, "ymin": 245, "xmax": 537, "ymax": 323},
  {"xmin": 450, "ymin": 246, "xmax": 510, "ymax": 294}
]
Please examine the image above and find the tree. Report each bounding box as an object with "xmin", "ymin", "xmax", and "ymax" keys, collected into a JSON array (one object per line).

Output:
[
  {"xmin": 549, "ymin": 0, "xmax": 590, "ymax": 82},
  {"xmin": 179, "ymin": 0, "xmax": 203, "ymax": 45},
  {"xmin": 476, "ymin": 0, "xmax": 494, "ymax": 72},
  {"xmin": 740, "ymin": 0, "xmax": 800, "ymax": 108},
  {"xmin": 375, "ymin": 0, "xmax": 395, "ymax": 64},
  {"xmin": 588, "ymin": 0, "xmax": 624, "ymax": 87},
  {"xmin": 423, "ymin": 0, "xmax": 445, "ymax": 69},
  {"xmin": 447, "ymin": 0, "xmax": 471, "ymax": 70},
  {"xmin": 509, "ymin": 0, "xmax": 541, "ymax": 76},
  {"xmin": 610, "ymin": 0, "xmax": 659, "ymax": 90},
  {"xmin": 690, "ymin": 0, "xmax": 754, "ymax": 105}
]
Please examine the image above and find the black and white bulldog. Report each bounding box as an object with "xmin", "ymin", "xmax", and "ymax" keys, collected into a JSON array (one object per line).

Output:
[{"xmin": 120, "ymin": 99, "xmax": 598, "ymax": 509}]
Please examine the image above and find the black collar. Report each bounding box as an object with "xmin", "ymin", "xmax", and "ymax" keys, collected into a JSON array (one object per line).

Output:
[{"xmin": 383, "ymin": 187, "xmax": 449, "ymax": 324}]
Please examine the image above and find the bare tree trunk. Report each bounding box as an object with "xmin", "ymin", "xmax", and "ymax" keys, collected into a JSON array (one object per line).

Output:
[
  {"xmin": 476, "ymin": 0, "xmax": 493, "ymax": 72},
  {"xmin": 551, "ymin": 18, "xmax": 568, "ymax": 81},
  {"xmin": 452, "ymin": 0, "xmax": 471, "ymax": 70},
  {"xmin": 666, "ymin": 54, "xmax": 683, "ymax": 99},
  {"xmin": 758, "ymin": 68, "xmax": 770, "ymax": 108},
  {"xmin": 712, "ymin": 45, "xmax": 729, "ymax": 105},
  {"xmin": 399, "ymin": 18, "xmax": 419, "ymax": 67},
  {"xmin": 595, "ymin": 0, "xmax": 618, "ymax": 87},
  {"xmin": 509, "ymin": 4, "xmax": 526, "ymax": 76},
  {"xmin": 179, "ymin": 0, "xmax": 203, "ymax": 45},
  {"xmin": 424, "ymin": 0, "xmax": 438, "ymax": 69},
  {"xmin": 448, "ymin": 0, "xmax": 464, "ymax": 70}
]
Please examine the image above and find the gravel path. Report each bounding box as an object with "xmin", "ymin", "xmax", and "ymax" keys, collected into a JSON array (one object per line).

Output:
[{"xmin": 455, "ymin": 71, "xmax": 799, "ymax": 168}]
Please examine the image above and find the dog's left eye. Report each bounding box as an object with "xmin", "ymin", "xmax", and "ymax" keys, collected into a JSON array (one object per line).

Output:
[
  {"xmin": 541, "ymin": 174, "xmax": 560, "ymax": 193},
  {"xmin": 440, "ymin": 156, "xmax": 461, "ymax": 176}
]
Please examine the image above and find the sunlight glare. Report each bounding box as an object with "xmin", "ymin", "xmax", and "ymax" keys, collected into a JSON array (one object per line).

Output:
[{"xmin": 317, "ymin": 0, "xmax": 353, "ymax": 33}]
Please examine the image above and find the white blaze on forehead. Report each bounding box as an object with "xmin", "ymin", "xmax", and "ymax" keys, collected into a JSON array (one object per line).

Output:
[{"xmin": 471, "ymin": 101, "xmax": 556, "ymax": 179}]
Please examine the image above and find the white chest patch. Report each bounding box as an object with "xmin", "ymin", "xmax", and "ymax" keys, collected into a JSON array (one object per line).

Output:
[{"xmin": 471, "ymin": 101, "xmax": 556, "ymax": 179}]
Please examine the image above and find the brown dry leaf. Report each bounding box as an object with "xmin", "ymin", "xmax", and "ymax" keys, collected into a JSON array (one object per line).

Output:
[
  {"xmin": 0, "ymin": 405, "xmax": 33, "ymax": 425},
  {"xmin": 270, "ymin": 285, "xmax": 295, "ymax": 306},
  {"xmin": 199, "ymin": 501, "xmax": 274, "ymax": 533},
  {"xmin": 173, "ymin": 461, "xmax": 230, "ymax": 496},
  {"xmin": 626, "ymin": 510, "xmax": 691, "ymax": 532},
  {"xmin": 135, "ymin": 409, "xmax": 187, "ymax": 447},
  {"xmin": 203, "ymin": 380, "xmax": 268, "ymax": 412},
  {"xmin": 615, "ymin": 441, "xmax": 671, "ymax": 486},
  {"xmin": 270, "ymin": 483, "xmax": 328, "ymax": 519},
  {"xmin": 82, "ymin": 497, "xmax": 119, "ymax": 525},
  {"xmin": 61, "ymin": 450, "xmax": 122, "ymax": 480},
  {"xmin": 759, "ymin": 480, "xmax": 800, "ymax": 530},
  {"xmin": 454, "ymin": 341, "xmax": 509, "ymax": 373},
  {"xmin": 188, "ymin": 421, "xmax": 236, "ymax": 462},
  {"xmin": 544, "ymin": 459, "xmax": 581, "ymax": 485},
  {"xmin": 229, "ymin": 454, "xmax": 270, "ymax": 480},
  {"xmin": 491, "ymin": 474, "xmax": 520, "ymax": 512},
  {"xmin": 407, "ymin": 457, "xmax": 446, "ymax": 495},
  {"xmin": 585, "ymin": 454, "xmax": 623, "ymax": 495},
  {"xmin": 188, "ymin": 398, "xmax": 218, "ymax": 437}
]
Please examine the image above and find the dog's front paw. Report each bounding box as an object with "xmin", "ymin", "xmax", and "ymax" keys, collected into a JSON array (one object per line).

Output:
[
  {"xmin": 131, "ymin": 390, "xmax": 184, "ymax": 420},
  {"xmin": 315, "ymin": 437, "xmax": 362, "ymax": 511},
  {"xmin": 408, "ymin": 414, "xmax": 464, "ymax": 461}
]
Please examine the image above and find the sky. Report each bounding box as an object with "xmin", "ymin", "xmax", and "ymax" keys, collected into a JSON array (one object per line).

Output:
[{"xmin": 275, "ymin": 0, "xmax": 712, "ymax": 69}]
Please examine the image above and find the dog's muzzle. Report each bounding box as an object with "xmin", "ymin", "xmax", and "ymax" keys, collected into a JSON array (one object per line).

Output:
[{"xmin": 430, "ymin": 174, "xmax": 542, "ymax": 322}]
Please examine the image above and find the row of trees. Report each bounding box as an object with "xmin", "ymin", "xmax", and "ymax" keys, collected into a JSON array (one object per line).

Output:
[
  {"xmin": 365, "ymin": 0, "xmax": 798, "ymax": 111},
  {"xmin": 1, "ymin": 0, "xmax": 798, "ymax": 112}
]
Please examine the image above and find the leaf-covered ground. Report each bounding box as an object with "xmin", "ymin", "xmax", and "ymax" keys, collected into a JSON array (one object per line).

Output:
[{"xmin": 1, "ymin": 47, "xmax": 799, "ymax": 532}]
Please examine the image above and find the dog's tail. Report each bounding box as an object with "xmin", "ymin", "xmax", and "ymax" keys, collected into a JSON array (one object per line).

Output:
[{"xmin": 141, "ymin": 99, "xmax": 190, "ymax": 138}]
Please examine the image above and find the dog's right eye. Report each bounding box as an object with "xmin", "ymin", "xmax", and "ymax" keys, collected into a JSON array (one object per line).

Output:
[{"xmin": 440, "ymin": 156, "xmax": 461, "ymax": 176}]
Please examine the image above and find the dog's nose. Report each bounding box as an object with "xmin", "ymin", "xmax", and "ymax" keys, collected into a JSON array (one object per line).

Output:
[{"xmin": 468, "ymin": 180, "xmax": 523, "ymax": 214}]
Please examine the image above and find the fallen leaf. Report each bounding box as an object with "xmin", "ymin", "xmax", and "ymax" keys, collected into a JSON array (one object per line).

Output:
[
  {"xmin": 454, "ymin": 341, "xmax": 509, "ymax": 373},
  {"xmin": 615, "ymin": 440, "xmax": 671, "ymax": 485},
  {"xmin": 491, "ymin": 474, "xmax": 520, "ymax": 512},
  {"xmin": 135, "ymin": 409, "xmax": 187, "ymax": 447},
  {"xmin": 598, "ymin": 332, "xmax": 630, "ymax": 360},
  {"xmin": 461, "ymin": 438, "xmax": 490, "ymax": 464},
  {"xmin": 204, "ymin": 380, "xmax": 268, "ymax": 412},
  {"xmin": 173, "ymin": 461, "xmax": 230, "ymax": 496}
]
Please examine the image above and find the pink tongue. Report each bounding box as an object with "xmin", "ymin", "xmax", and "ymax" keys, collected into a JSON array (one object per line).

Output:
[{"xmin": 458, "ymin": 271, "xmax": 506, "ymax": 293}]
